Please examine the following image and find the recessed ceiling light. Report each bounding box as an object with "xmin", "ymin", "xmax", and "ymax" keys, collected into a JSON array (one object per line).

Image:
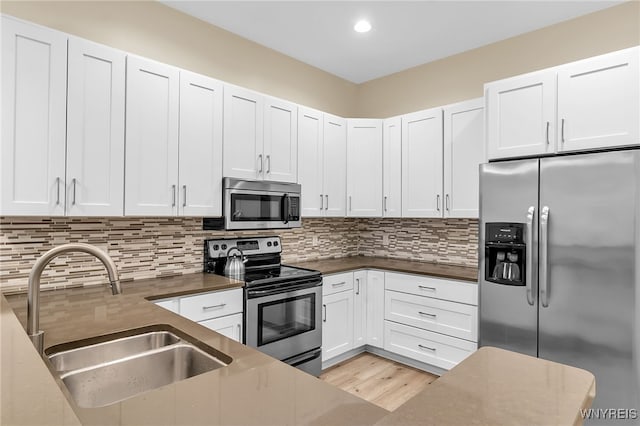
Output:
[{"xmin": 354, "ymin": 20, "xmax": 372, "ymax": 33}]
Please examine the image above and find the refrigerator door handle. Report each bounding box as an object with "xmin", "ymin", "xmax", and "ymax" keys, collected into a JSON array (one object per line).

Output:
[
  {"xmin": 526, "ymin": 206, "xmax": 536, "ymax": 306},
  {"xmin": 540, "ymin": 206, "xmax": 550, "ymax": 308}
]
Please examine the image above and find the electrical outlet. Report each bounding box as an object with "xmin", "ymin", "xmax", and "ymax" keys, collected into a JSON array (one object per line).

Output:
[
  {"xmin": 312, "ymin": 236, "xmax": 319, "ymax": 246},
  {"xmin": 382, "ymin": 234, "xmax": 390, "ymax": 246}
]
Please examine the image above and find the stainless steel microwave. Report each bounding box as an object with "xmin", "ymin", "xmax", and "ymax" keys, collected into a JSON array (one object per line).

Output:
[{"xmin": 221, "ymin": 178, "xmax": 301, "ymax": 230}]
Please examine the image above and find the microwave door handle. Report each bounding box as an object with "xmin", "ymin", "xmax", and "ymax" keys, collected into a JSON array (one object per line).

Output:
[{"xmin": 282, "ymin": 194, "xmax": 290, "ymax": 224}]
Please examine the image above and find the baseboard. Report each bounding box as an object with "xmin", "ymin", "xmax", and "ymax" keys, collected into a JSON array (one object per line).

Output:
[{"xmin": 321, "ymin": 345, "xmax": 447, "ymax": 377}]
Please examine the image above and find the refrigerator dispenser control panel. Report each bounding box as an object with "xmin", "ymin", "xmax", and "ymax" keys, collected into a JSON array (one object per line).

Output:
[{"xmin": 485, "ymin": 222, "xmax": 526, "ymax": 286}]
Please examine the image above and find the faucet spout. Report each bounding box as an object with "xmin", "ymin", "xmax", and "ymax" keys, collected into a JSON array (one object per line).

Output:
[{"xmin": 27, "ymin": 243, "xmax": 122, "ymax": 354}]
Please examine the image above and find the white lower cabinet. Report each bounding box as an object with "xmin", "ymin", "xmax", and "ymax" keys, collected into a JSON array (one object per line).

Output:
[
  {"xmin": 383, "ymin": 272, "xmax": 478, "ymax": 371},
  {"xmin": 153, "ymin": 288, "xmax": 244, "ymax": 343},
  {"xmin": 384, "ymin": 290, "xmax": 477, "ymax": 342},
  {"xmin": 321, "ymin": 269, "xmax": 477, "ymax": 372},
  {"xmin": 322, "ymin": 287, "xmax": 354, "ymax": 361},
  {"xmin": 353, "ymin": 271, "xmax": 367, "ymax": 347},
  {"xmin": 199, "ymin": 313, "xmax": 243, "ymax": 342},
  {"xmin": 383, "ymin": 321, "xmax": 476, "ymax": 370},
  {"xmin": 365, "ymin": 270, "xmax": 385, "ymax": 349}
]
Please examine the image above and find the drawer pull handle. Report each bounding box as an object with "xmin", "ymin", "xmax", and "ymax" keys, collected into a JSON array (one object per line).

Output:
[
  {"xmin": 418, "ymin": 311, "xmax": 437, "ymax": 318},
  {"xmin": 202, "ymin": 303, "xmax": 226, "ymax": 311},
  {"xmin": 418, "ymin": 285, "xmax": 436, "ymax": 291},
  {"xmin": 418, "ymin": 344, "xmax": 436, "ymax": 352},
  {"xmin": 332, "ymin": 281, "xmax": 346, "ymax": 287}
]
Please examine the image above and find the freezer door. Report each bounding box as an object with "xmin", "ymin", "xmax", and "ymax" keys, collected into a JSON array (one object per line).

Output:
[
  {"xmin": 539, "ymin": 149, "xmax": 640, "ymax": 414},
  {"xmin": 479, "ymin": 159, "xmax": 539, "ymax": 357}
]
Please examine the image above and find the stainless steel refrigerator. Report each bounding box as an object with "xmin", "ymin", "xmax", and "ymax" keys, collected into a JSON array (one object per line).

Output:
[{"xmin": 479, "ymin": 149, "xmax": 640, "ymax": 419}]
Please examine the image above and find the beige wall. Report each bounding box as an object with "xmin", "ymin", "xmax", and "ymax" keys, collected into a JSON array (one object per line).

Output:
[
  {"xmin": 1, "ymin": 1, "xmax": 638, "ymax": 119},
  {"xmin": 355, "ymin": 1, "xmax": 640, "ymax": 118},
  {"xmin": 0, "ymin": 0, "xmax": 358, "ymax": 117}
]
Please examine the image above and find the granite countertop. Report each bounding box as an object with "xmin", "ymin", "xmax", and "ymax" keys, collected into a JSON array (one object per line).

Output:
[
  {"xmin": 2, "ymin": 274, "xmax": 387, "ymax": 426},
  {"xmin": 291, "ymin": 256, "xmax": 478, "ymax": 282},
  {"xmin": 2, "ymin": 261, "xmax": 594, "ymax": 425}
]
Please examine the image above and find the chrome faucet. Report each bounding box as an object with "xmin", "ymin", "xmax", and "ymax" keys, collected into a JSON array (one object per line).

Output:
[{"xmin": 27, "ymin": 243, "xmax": 122, "ymax": 354}]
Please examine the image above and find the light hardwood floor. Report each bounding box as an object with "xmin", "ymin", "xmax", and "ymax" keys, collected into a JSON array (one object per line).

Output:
[{"xmin": 319, "ymin": 353, "xmax": 438, "ymax": 412}]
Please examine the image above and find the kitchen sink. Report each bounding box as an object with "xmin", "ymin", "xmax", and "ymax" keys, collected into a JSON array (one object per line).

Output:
[{"xmin": 45, "ymin": 325, "xmax": 232, "ymax": 408}]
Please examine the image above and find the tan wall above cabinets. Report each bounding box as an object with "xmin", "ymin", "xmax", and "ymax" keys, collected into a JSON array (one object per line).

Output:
[
  {"xmin": 0, "ymin": 0, "xmax": 358, "ymax": 118},
  {"xmin": 355, "ymin": 1, "xmax": 640, "ymax": 118}
]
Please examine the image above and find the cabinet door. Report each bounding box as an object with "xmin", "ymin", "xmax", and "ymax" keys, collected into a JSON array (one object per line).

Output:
[
  {"xmin": 1, "ymin": 17, "xmax": 67, "ymax": 216},
  {"xmin": 264, "ymin": 97, "xmax": 298, "ymax": 183},
  {"xmin": 199, "ymin": 313, "xmax": 243, "ymax": 343},
  {"xmin": 366, "ymin": 270, "xmax": 385, "ymax": 348},
  {"xmin": 353, "ymin": 271, "xmax": 367, "ymax": 348},
  {"xmin": 178, "ymin": 71, "xmax": 223, "ymax": 216},
  {"xmin": 223, "ymin": 85, "xmax": 264, "ymax": 180},
  {"xmin": 347, "ymin": 119, "xmax": 383, "ymax": 217},
  {"xmin": 443, "ymin": 98, "xmax": 484, "ymax": 218},
  {"xmin": 298, "ymin": 107, "xmax": 324, "ymax": 216},
  {"xmin": 557, "ymin": 47, "xmax": 639, "ymax": 152},
  {"xmin": 402, "ymin": 108, "xmax": 443, "ymax": 218},
  {"xmin": 486, "ymin": 70, "xmax": 556, "ymax": 160},
  {"xmin": 125, "ymin": 56, "xmax": 179, "ymax": 216},
  {"xmin": 322, "ymin": 290, "xmax": 354, "ymax": 361},
  {"xmin": 323, "ymin": 114, "xmax": 347, "ymax": 217},
  {"xmin": 66, "ymin": 38, "xmax": 125, "ymax": 216},
  {"xmin": 383, "ymin": 117, "xmax": 402, "ymax": 217}
]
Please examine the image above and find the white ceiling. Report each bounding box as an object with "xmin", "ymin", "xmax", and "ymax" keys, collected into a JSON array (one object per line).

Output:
[{"xmin": 161, "ymin": 1, "xmax": 624, "ymax": 84}]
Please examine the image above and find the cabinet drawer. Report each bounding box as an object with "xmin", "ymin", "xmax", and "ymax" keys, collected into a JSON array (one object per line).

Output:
[
  {"xmin": 384, "ymin": 321, "xmax": 476, "ymax": 370},
  {"xmin": 179, "ymin": 288, "xmax": 243, "ymax": 322},
  {"xmin": 385, "ymin": 272, "xmax": 477, "ymax": 305},
  {"xmin": 385, "ymin": 290, "xmax": 477, "ymax": 341},
  {"xmin": 323, "ymin": 272, "xmax": 354, "ymax": 296}
]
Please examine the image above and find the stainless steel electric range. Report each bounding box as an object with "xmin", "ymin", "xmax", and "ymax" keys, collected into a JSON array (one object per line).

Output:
[{"xmin": 204, "ymin": 236, "xmax": 322, "ymax": 376}]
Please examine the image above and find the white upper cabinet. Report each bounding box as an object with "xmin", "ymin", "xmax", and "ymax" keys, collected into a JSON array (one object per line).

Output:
[
  {"xmin": 264, "ymin": 97, "xmax": 298, "ymax": 183},
  {"xmin": 299, "ymin": 109, "xmax": 346, "ymax": 217},
  {"xmin": 347, "ymin": 119, "xmax": 383, "ymax": 217},
  {"xmin": 298, "ymin": 107, "xmax": 325, "ymax": 216},
  {"xmin": 223, "ymin": 85, "xmax": 264, "ymax": 180},
  {"xmin": 485, "ymin": 70, "xmax": 556, "ymax": 160},
  {"xmin": 443, "ymin": 98, "xmax": 484, "ymax": 218},
  {"xmin": 323, "ymin": 114, "xmax": 347, "ymax": 217},
  {"xmin": 66, "ymin": 38, "xmax": 125, "ymax": 216},
  {"xmin": 1, "ymin": 17, "xmax": 67, "ymax": 216},
  {"xmin": 383, "ymin": 117, "xmax": 402, "ymax": 217},
  {"xmin": 486, "ymin": 47, "xmax": 639, "ymax": 160},
  {"xmin": 179, "ymin": 71, "xmax": 223, "ymax": 216},
  {"xmin": 557, "ymin": 47, "xmax": 639, "ymax": 152},
  {"xmin": 125, "ymin": 55, "xmax": 180, "ymax": 216},
  {"xmin": 402, "ymin": 108, "xmax": 443, "ymax": 218}
]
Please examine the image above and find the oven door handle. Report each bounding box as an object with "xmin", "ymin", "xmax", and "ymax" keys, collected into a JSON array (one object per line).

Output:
[
  {"xmin": 285, "ymin": 348, "xmax": 321, "ymax": 368},
  {"xmin": 246, "ymin": 280, "xmax": 321, "ymax": 297}
]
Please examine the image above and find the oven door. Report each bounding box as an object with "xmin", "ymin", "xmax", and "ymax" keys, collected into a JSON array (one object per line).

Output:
[{"xmin": 245, "ymin": 281, "xmax": 322, "ymax": 361}]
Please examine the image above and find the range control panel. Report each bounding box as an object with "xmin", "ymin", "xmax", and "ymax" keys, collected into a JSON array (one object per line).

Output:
[{"xmin": 206, "ymin": 236, "xmax": 282, "ymax": 258}]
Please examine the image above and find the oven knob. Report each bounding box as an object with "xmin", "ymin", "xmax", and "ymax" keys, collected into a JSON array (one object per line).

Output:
[
  {"xmin": 213, "ymin": 244, "xmax": 219, "ymax": 251},
  {"xmin": 273, "ymin": 241, "xmax": 279, "ymax": 247},
  {"xmin": 221, "ymin": 244, "xmax": 227, "ymax": 250},
  {"xmin": 267, "ymin": 241, "xmax": 272, "ymax": 247}
]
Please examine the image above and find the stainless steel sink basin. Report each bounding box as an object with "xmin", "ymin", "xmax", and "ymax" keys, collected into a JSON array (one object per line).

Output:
[{"xmin": 45, "ymin": 325, "xmax": 232, "ymax": 408}]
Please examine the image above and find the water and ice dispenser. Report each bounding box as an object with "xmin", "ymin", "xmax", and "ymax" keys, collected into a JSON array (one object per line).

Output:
[{"xmin": 484, "ymin": 223, "xmax": 526, "ymax": 286}]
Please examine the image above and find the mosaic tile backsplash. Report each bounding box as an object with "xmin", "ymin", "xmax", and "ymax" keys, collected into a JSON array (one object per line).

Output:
[{"xmin": 0, "ymin": 217, "xmax": 477, "ymax": 293}]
